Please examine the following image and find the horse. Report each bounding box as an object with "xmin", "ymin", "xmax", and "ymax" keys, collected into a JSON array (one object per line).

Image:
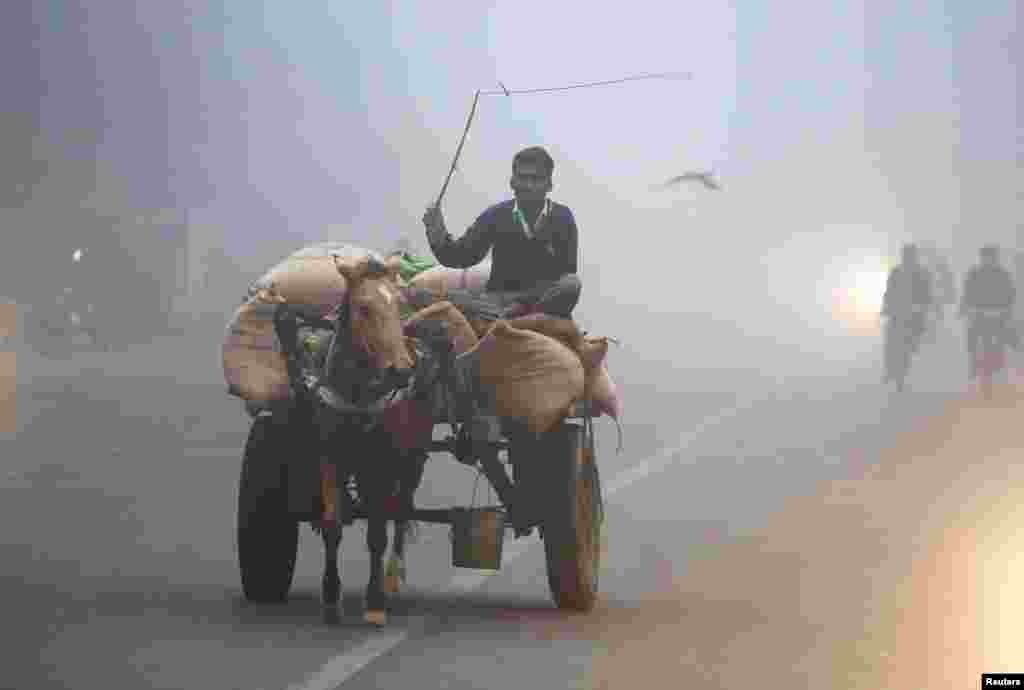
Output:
[{"xmin": 310, "ymin": 253, "xmax": 440, "ymax": 625}]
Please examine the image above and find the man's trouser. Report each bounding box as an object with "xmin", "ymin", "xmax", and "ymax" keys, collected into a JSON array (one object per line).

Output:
[
  {"xmin": 463, "ymin": 274, "xmax": 582, "ymax": 320},
  {"xmin": 505, "ymin": 274, "xmax": 582, "ymax": 318},
  {"xmin": 403, "ymin": 274, "xmax": 582, "ymax": 321}
]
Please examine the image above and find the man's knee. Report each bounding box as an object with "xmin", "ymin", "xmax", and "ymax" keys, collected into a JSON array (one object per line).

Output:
[
  {"xmin": 540, "ymin": 274, "xmax": 581, "ymax": 316},
  {"xmin": 558, "ymin": 273, "xmax": 582, "ymax": 294},
  {"xmin": 550, "ymin": 273, "xmax": 582, "ymax": 305}
]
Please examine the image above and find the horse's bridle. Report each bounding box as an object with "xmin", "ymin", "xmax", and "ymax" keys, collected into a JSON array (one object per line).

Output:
[{"xmin": 319, "ymin": 294, "xmax": 418, "ymax": 419}]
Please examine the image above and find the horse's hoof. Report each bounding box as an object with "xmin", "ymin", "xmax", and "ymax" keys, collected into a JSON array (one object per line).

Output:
[{"xmin": 364, "ymin": 609, "xmax": 387, "ymax": 626}]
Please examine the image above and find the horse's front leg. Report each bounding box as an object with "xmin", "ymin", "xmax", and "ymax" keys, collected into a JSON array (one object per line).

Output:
[
  {"xmin": 320, "ymin": 461, "xmax": 343, "ymax": 608},
  {"xmin": 383, "ymin": 451, "xmax": 427, "ymax": 595},
  {"xmin": 321, "ymin": 524, "xmax": 342, "ymax": 608},
  {"xmin": 383, "ymin": 524, "xmax": 407, "ymax": 596},
  {"xmin": 364, "ymin": 505, "xmax": 389, "ymax": 625}
]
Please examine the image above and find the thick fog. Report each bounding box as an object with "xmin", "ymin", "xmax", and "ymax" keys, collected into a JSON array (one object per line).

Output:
[{"xmin": 2, "ymin": 1, "xmax": 1020, "ymax": 384}]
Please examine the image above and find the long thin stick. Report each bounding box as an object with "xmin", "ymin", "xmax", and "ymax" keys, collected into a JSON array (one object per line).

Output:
[
  {"xmin": 435, "ymin": 89, "xmax": 481, "ymax": 208},
  {"xmin": 478, "ymin": 71, "xmax": 692, "ymax": 96},
  {"xmin": 435, "ymin": 71, "xmax": 691, "ymax": 208}
]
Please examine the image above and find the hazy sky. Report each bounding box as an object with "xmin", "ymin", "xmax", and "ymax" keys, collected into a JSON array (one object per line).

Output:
[{"xmin": 9, "ymin": 1, "xmax": 1020, "ymax": 365}]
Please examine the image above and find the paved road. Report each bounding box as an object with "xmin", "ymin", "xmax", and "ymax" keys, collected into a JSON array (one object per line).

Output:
[{"xmin": 2, "ymin": 323, "xmax": 1016, "ymax": 689}]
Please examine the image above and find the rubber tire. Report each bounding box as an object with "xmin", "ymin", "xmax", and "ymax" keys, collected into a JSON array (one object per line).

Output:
[
  {"xmin": 237, "ymin": 415, "xmax": 299, "ymax": 603},
  {"xmin": 539, "ymin": 422, "xmax": 603, "ymax": 612},
  {"xmin": 978, "ymin": 337, "xmax": 1005, "ymax": 399}
]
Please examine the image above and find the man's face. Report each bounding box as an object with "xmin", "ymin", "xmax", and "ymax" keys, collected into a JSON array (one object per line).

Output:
[{"xmin": 510, "ymin": 162, "xmax": 552, "ymax": 203}]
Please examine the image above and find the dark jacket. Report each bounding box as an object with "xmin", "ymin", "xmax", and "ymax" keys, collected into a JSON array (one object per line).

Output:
[
  {"xmin": 428, "ymin": 199, "xmax": 578, "ymax": 293},
  {"xmin": 882, "ymin": 264, "xmax": 933, "ymax": 316},
  {"xmin": 960, "ymin": 264, "xmax": 1016, "ymax": 311}
]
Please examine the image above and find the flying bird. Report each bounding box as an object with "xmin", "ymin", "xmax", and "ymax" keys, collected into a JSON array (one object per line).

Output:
[{"xmin": 660, "ymin": 170, "xmax": 722, "ymax": 191}]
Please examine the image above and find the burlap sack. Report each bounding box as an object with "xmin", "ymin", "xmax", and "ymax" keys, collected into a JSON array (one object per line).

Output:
[
  {"xmin": 287, "ymin": 242, "xmax": 380, "ymax": 261},
  {"xmin": 248, "ymin": 243, "xmax": 383, "ymax": 318},
  {"xmin": 0, "ymin": 301, "xmax": 15, "ymax": 343},
  {"xmin": 471, "ymin": 320, "xmax": 584, "ymax": 435},
  {"xmin": 582, "ymin": 332, "xmax": 609, "ymax": 362},
  {"xmin": 502, "ymin": 316, "xmax": 606, "ymax": 367},
  {"xmin": 254, "ymin": 256, "xmax": 347, "ymax": 318},
  {"xmin": 403, "ymin": 301, "xmax": 480, "ymax": 355},
  {"xmin": 0, "ymin": 351, "xmax": 13, "ymax": 434},
  {"xmin": 506, "ymin": 314, "xmax": 584, "ymax": 354},
  {"xmin": 409, "ymin": 261, "xmax": 491, "ymax": 299},
  {"xmin": 483, "ymin": 314, "xmax": 619, "ymax": 418},
  {"xmin": 225, "ymin": 242, "xmax": 384, "ymax": 401},
  {"xmin": 407, "ymin": 267, "xmax": 450, "ymax": 300},
  {"xmin": 222, "ymin": 297, "xmax": 291, "ymax": 402},
  {"xmin": 585, "ymin": 360, "xmax": 621, "ymax": 420},
  {"xmin": 458, "ymin": 261, "xmax": 491, "ymax": 292}
]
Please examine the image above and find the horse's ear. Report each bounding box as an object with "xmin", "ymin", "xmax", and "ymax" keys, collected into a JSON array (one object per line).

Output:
[
  {"xmin": 254, "ymin": 282, "xmax": 286, "ymax": 304},
  {"xmin": 384, "ymin": 255, "xmax": 403, "ymax": 282},
  {"xmin": 334, "ymin": 255, "xmax": 365, "ymax": 283}
]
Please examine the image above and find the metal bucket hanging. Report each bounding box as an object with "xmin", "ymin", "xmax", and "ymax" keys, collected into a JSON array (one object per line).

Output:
[{"xmin": 450, "ymin": 507, "xmax": 506, "ymax": 570}]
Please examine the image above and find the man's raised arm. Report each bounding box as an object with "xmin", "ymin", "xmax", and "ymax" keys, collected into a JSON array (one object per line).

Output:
[
  {"xmin": 423, "ymin": 205, "xmax": 495, "ymax": 269},
  {"xmin": 559, "ymin": 209, "xmax": 579, "ymax": 276}
]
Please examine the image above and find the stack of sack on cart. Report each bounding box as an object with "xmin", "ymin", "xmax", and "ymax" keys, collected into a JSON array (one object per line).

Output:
[{"xmin": 222, "ymin": 242, "xmax": 622, "ymax": 436}]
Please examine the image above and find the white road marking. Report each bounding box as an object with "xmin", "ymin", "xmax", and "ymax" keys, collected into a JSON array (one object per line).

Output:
[
  {"xmin": 285, "ymin": 628, "xmax": 411, "ymax": 690},
  {"xmin": 288, "ymin": 399, "xmax": 757, "ymax": 689},
  {"xmin": 442, "ymin": 399, "xmax": 754, "ymax": 595},
  {"xmin": 601, "ymin": 402, "xmax": 752, "ymax": 496}
]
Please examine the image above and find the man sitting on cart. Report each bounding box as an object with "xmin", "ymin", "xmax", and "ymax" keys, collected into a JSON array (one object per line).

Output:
[
  {"xmin": 421, "ymin": 146, "xmax": 582, "ymax": 537},
  {"xmin": 421, "ymin": 146, "xmax": 581, "ymax": 320}
]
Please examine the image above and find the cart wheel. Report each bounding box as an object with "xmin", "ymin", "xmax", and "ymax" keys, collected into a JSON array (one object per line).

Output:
[
  {"xmin": 540, "ymin": 422, "xmax": 603, "ymax": 612},
  {"xmin": 237, "ymin": 415, "xmax": 299, "ymax": 603}
]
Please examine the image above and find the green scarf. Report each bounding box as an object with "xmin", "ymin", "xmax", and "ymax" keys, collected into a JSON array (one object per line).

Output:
[{"xmin": 395, "ymin": 251, "xmax": 437, "ymax": 283}]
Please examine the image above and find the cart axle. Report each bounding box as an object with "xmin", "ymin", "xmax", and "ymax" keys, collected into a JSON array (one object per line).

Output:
[{"xmin": 348, "ymin": 505, "xmax": 510, "ymax": 526}]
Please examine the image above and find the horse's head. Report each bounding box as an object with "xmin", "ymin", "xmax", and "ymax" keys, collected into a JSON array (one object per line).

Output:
[{"xmin": 334, "ymin": 254, "xmax": 415, "ymax": 380}]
